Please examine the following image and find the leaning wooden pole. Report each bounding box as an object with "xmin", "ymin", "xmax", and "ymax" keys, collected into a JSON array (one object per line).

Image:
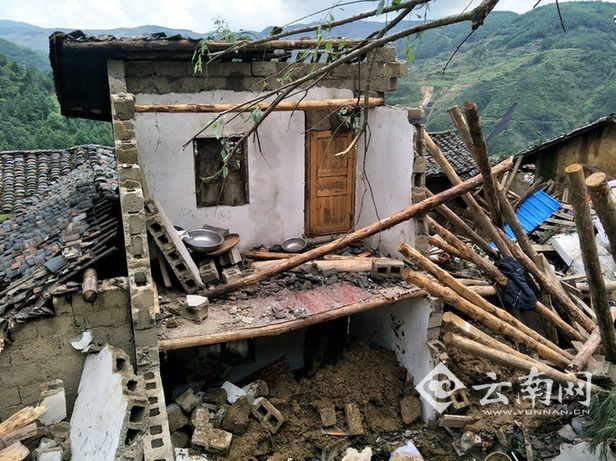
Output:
[
  {"xmin": 586, "ymin": 171, "xmax": 616, "ymax": 266},
  {"xmin": 425, "ymin": 188, "xmax": 498, "ymax": 258},
  {"xmin": 399, "ymin": 243, "xmax": 572, "ymax": 359},
  {"xmin": 205, "ymin": 157, "xmax": 514, "ymax": 300},
  {"xmin": 566, "ymin": 163, "xmax": 616, "ymax": 363},
  {"xmin": 429, "ymin": 217, "xmax": 585, "ymax": 342},
  {"xmin": 424, "ymin": 132, "xmax": 512, "ymax": 257},
  {"xmin": 404, "ymin": 269, "xmax": 570, "ymax": 368},
  {"xmin": 568, "ymin": 306, "xmax": 616, "ymax": 372}
]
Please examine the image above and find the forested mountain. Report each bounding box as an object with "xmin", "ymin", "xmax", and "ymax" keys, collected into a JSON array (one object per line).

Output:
[
  {"xmin": 0, "ymin": 39, "xmax": 112, "ymax": 150},
  {"xmin": 0, "ymin": 2, "xmax": 614, "ymax": 153},
  {"xmin": 390, "ymin": 2, "xmax": 616, "ymax": 154}
]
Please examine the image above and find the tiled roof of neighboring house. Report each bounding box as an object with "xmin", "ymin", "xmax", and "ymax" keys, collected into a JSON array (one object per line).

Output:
[
  {"xmin": 426, "ymin": 131, "xmax": 480, "ymax": 180},
  {"xmin": 519, "ymin": 113, "xmax": 616, "ymax": 158},
  {"xmin": 0, "ymin": 145, "xmax": 120, "ymax": 349}
]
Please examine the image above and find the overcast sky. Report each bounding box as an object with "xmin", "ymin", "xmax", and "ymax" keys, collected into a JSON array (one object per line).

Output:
[{"xmin": 1, "ymin": 0, "xmax": 613, "ymax": 33}]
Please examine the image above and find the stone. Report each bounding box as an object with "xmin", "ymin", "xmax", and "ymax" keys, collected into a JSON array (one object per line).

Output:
[
  {"xmin": 400, "ymin": 395, "xmax": 422, "ymax": 425},
  {"xmin": 167, "ymin": 403, "xmax": 189, "ymax": 432},
  {"xmin": 221, "ymin": 396, "xmax": 251, "ymax": 434},
  {"xmin": 174, "ymin": 447, "xmax": 210, "ymax": 460},
  {"xmin": 318, "ymin": 405, "xmax": 337, "ymax": 428},
  {"xmin": 571, "ymin": 416, "xmax": 588, "ymax": 435},
  {"xmin": 191, "ymin": 428, "xmax": 233, "ymax": 455},
  {"xmin": 170, "ymin": 430, "xmax": 190, "ymax": 449},
  {"xmin": 389, "ymin": 440, "xmax": 425, "ymax": 460},
  {"xmin": 342, "ymin": 447, "xmax": 373, "ymax": 461},
  {"xmin": 202, "ymin": 388, "xmax": 227, "ymax": 406},
  {"xmin": 221, "ymin": 381, "xmax": 246, "ymax": 404},
  {"xmin": 32, "ymin": 437, "xmax": 63, "ymax": 461},
  {"xmin": 552, "ymin": 441, "xmax": 616, "ymax": 461},
  {"xmin": 558, "ymin": 424, "xmax": 578, "ymax": 443},
  {"xmin": 344, "ymin": 403, "xmax": 364, "ymax": 435},
  {"xmin": 176, "ymin": 388, "xmax": 200, "ymax": 413},
  {"xmin": 191, "ymin": 407, "xmax": 213, "ymax": 429}
]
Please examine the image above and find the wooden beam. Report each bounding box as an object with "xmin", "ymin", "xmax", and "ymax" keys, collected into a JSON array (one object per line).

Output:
[
  {"xmin": 135, "ymin": 97, "xmax": 384, "ymax": 114},
  {"xmin": 566, "ymin": 163, "xmax": 616, "ymax": 363},
  {"xmin": 81, "ymin": 268, "xmax": 98, "ymax": 303},
  {"xmin": 158, "ymin": 287, "xmax": 427, "ymax": 350},
  {"xmin": 568, "ymin": 306, "xmax": 616, "ymax": 372},
  {"xmin": 204, "ymin": 157, "xmax": 514, "ymax": 300},
  {"xmin": 424, "ymin": 131, "xmax": 511, "ymax": 257},
  {"xmin": 399, "ymin": 243, "xmax": 573, "ymax": 360},
  {"xmin": 403, "ymin": 269, "xmax": 571, "ymax": 368}
]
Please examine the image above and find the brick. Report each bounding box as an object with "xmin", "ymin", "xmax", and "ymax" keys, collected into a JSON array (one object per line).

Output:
[
  {"xmin": 221, "ymin": 266, "xmax": 243, "ymax": 284},
  {"xmin": 344, "ymin": 403, "xmax": 364, "ymax": 435},
  {"xmin": 252, "ymin": 397, "xmax": 285, "ymax": 434},
  {"xmin": 175, "ymin": 388, "xmax": 200, "ymax": 413},
  {"xmin": 318, "ymin": 405, "xmax": 337, "ymax": 428},
  {"xmin": 166, "ymin": 403, "xmax": 189, "ymax": 432},
  {"xmin": 371, "ymin": 258, "xmax": 405, "ymax": 279},
  {"xmin": 191, "ymin": 428, "xmax": 233, "ymax": 455},
  {"xmin": 110, "ymin": 92, "xmax": 135, "ymax": 121},
  {"xmin": 198, "ymin": 259, "xmax": 219, "ymax": 283},
  {"xmin": 217, "ymin": 248, "xmax": 242, "ymax": 267},
  {"xmin": 115, "ymin": 141, "xmax": 139, "ymax": 164}
]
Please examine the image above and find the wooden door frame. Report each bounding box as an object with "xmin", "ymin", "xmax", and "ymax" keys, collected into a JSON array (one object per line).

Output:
[{"xmin": 305, "ymin": 130, "xmax": 356, "ymax": 236}]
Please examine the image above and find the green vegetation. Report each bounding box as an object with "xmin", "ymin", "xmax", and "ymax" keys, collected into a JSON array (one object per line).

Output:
[
  {"xmin": 389, "ymin": 2, "xmax": 616, "ymax": 155},
  {"xmin": 0, "ymin": 38, "xmax": 112, "ymax": 151}
]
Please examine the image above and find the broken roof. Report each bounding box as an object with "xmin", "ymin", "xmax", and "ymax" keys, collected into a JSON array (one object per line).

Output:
[
  {"xmin": 0, "ymin": 145, "xmax": 120, "ymax": 348},
  {"xmin": 49, "ymin": 31, "xmax": 375, "ymax": 122}
]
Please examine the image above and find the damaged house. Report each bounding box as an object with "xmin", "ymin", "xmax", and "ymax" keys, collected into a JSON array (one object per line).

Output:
[{"xmin": 0, "ymin": 31, "xmax": 452, "ymax": 460}]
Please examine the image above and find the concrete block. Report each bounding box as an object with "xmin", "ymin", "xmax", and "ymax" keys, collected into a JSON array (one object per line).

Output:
[
  {"xmin": 182, "ymin": 304, "xmax": 209, "ymax": 323},
  {"xmin": 218, "ymin": 248, "xmax": 242, "ymax": 267},
  {"xmin": 199, "ymin": 259, "xmax": 219, "ymax": 283},
  {"xmin": 252, "ymin": 397, "xmax": 285, "ymax": 434},
  {"xmin": 191, "ymin": 427, "xmax": 233, "ymax": 455},
  {"xmin": 371, "ymin": 258, "xmax": 405, "ymax": 279},
  {"xmin": 174, "ymin": 447, "xmax": 209, "ymax": 460},
  {"xmin": 221, "ymin": 381, "xmax": 246, "ymax": 404},
  {"xmin": 175, "ymin": 387, "xmax": 200, "ymax": 413},
  {"xmin": 38, "ymin": 380, "xmax": 67, "ymax": 425},
  {"xmin": 221, "ymin": 266, "xmax": 243, "ymax": 284},
  {"xmin": 166, "ymin": 402, "xmax": 189, "ymax": 432}
]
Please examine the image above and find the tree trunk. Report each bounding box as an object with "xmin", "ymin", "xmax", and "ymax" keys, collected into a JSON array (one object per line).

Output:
[
  {"xmin": 82, "ymin": 268, "xmax": 98, "ymax": 303},
  {"xmin": 586, "ymin": 171, "xmax": 616, "ymax": 266},
  {"xmin": 566, "ymin": 163, "xmax": 616, "ymax": 363}
]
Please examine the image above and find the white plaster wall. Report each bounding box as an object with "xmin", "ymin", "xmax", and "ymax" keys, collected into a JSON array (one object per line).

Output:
[
  {"xmin": 349, "ymin": 296, "xmax": 436, "ymax": 420},
  {"xmin": 355, "ymin": 106, "xmax": 415, "ymax": 257},
  {"xmin": 134, "ymin": 88, "xmax": 353, "ymax": 251}
]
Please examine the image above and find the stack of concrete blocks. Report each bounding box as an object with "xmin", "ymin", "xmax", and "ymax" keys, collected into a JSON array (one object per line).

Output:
[
  {"xmin": 69, "ymin": 345, "xmax": 148, "ymax": 460},
  {"xmin": 166, "ymin": 379, "xmax": 283, "ymax": 458},
  {"xmin": 108, "ymin": 60, "xmax": 174, "ymax": 460},
  {"xmin": 410, "ymin": 116, "xmax": 429, "ymax": 256},
  {"xmin": 217, "ymin": 248, "xmax": 243, "ymax": 284}
]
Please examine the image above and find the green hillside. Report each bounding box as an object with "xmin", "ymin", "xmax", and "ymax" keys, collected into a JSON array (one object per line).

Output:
[
  {"xmin": 0, "ymin": 45, "xmax": 112, "ymax": 150},
  {"xmin": 389, "ymin": 2, "xmax": 616, "ymax": 154}
]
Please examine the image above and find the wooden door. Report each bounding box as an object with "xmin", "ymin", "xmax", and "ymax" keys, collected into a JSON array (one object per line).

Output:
[{"xmin": 306, "ymin": 130, "xmax": 355, "ymax": 236}]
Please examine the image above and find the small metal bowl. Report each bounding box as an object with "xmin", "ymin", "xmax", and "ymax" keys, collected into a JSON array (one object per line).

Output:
[
  {"xmin": 182, "ymin": 228, "xmax": 225, "ymax": 253},
  {"xmin": 281, "ymin": 237, "xmax": 307, "ymax": 253}
]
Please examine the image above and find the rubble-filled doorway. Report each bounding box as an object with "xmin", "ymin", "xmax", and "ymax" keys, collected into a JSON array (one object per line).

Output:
[{"xmin": 306, "ymin": 130, "xmax": 356, "ymax": 236}]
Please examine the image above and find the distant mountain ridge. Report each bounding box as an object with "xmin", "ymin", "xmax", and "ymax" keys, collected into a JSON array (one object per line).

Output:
[{"xmin": 1, "ymin": 1, "xmax": 615, "ymax": 154}]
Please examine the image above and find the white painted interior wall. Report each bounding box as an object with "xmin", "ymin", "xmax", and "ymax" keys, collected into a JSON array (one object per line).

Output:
[
  {"xmin": 349, "ymin": 296, "xmax": 436, "ymax": 420},
  {"xmin": 355, "ymin": 106, "xmax": 415, "ymax": 258},
  {"xmin": 134, "ymin": 88, "xmax": 351, "ymax": 251},
  {"xmin": 134, "ymin": 90, "xmax": 414, "ymax": 252}
]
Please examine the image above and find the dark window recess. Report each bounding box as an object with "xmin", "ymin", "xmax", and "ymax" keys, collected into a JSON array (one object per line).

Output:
[{"xmin": 194, "ymin": 137, "xmax": 248, "ymax": 207}]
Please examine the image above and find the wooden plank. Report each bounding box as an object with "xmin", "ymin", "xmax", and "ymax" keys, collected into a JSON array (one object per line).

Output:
[{"xmin": 135, "ymin": 97, "xmax": 384, "ymax": 113}]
